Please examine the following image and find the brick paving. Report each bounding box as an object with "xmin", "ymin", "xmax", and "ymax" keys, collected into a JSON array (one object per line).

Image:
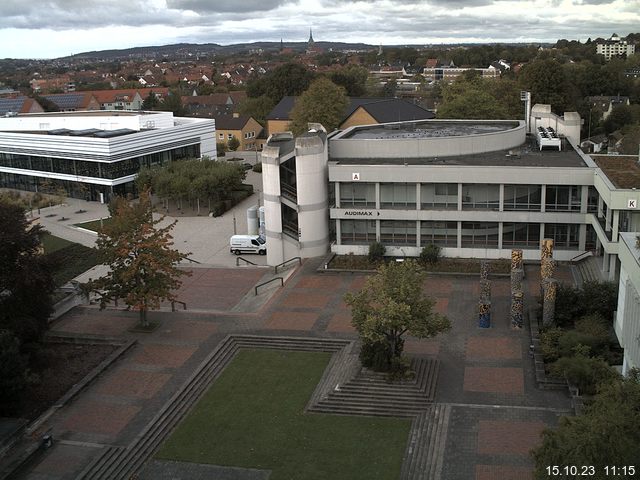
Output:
[
  {"xmin": 131, "ymin": 344, "xmax": 198, "ymax": 368},
  {"xmin": 17, "ymin": 260, "xmax": 576, "ymax": 480},
  {"xmin": 463, "ymin": 367, "xmax": 525, "ymax": 394},
  {"xmin": 477, "ymin": 420, "xmax": 546, "ymax": 455}
]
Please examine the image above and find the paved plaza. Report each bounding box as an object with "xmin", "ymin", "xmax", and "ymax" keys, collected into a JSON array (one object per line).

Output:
[{"xmin": 13, "ymin": 254, "xmax": 574, "ymax": 480}]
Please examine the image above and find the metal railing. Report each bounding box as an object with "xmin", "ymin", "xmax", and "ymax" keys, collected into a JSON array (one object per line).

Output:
[
  {"xmin": 255, "ymin": 277, "xmax": 283, "ymax": 295},
  {"xmin": 570, "ymin": 251, "xmax": 593, "ymax": 264},
  {"xmin": 236, "ymin": 257, "xmax": 258, "ymax": 266},
  {"xmin": 274, "ymin": 256, "xmax": 302, "ymax": 274},
  {"xmin": 183, "ymin": 256, "xmax": 202, "ymax": 264},
  {"xmin": 171, "ymin": 300, "xmax": 187, "ymax": 311}
]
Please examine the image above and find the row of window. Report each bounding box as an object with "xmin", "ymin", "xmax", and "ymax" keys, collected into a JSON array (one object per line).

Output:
[
  {"xmin": 0, "ymin": 145, "xmax": 200, "ymax": 180},
  {"xmin": 340, "ymin": 220, "xmax": 585, "ymax": 249},
  {"xmin": 337, "ymin": 183, "xmax": 597, "ymax": 212},
  {"xmin": 217, "ymin": 131, "xmax": 256, "ymax": 140}
]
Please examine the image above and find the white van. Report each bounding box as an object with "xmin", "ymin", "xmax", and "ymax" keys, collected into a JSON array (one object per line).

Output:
[{"xmin": 229, "ymin": 235, "xmax": 266, "ymax": 255}]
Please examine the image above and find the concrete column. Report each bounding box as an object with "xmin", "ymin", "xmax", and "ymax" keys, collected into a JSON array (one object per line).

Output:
[
  {"xmin": 499, "ymin": 184, "xmax": 504, "ymax": 212},
  {"xmin": 457, "ymin": 183, "xmax": 463, "ymax": 211},
  {"xmin": 612, "ymin": 210, "xmax": 620, "ymax": 240},
  {"xmin": 335, "ymin": 219, "xmax": 341, "ymax": 246},
  {"xmin": 335, "ymin": 182, "xmax": 340, "ymax": 208},
  {"xmin": 540, "ymin": 184, "xmax": 546, "ymax": 213},
  {"xmin": 579, "ymin": 224, "xmax": 587, "ymax": 251},
  {"xmin": 602, "ymin": 252, "xmax": 609, "ymax": 273},
  {"xmin": 416, "ymin": 220, "xmax": 421, "ymax": 248},
  {"xmin": 376, "ymin": 219, "xmax": 381, "ymax": 242},
  {"xmin": 498, "ymin": 222, "xmax": 504, "ymax": 249},
  {"xmin": 539, "ymin": 223, "xmax": 545, "ymax": 246},
  {"xmin": 605, "ymin": 206, "xmax": 612, "ymax": 232},
  {"xmin": 262, "ymin": 145, "xmax": 285, "ymax": 266},
  {"xmin": 375, "ymin": 183, "xmax": 380, "ymax": 210},
  {"xmin": 457, "ymin": 221, "xmax": 462, "ymax": 249},
  {"xmin": 609, "ymin": 254, "xmax": 618, "ymax": 281},
  {"xmin": 598, "ymin": 196, "xmax": 604, "ymax": 218},
  {"xmin": 580, "ymin": 185, "xmax": 589, "ymax": 214},
  {"xmin": 415, "ymin": 183, "xmax": 421, "ymax": 211},
  {"xmin": 295, "ymin": 134, "xmax": 329, "ymax": 259}
]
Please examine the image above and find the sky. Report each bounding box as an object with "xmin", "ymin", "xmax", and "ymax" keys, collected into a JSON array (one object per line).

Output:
[{"xmin": 0, "ymin": 0, "xmax": 639, "ymax": 59}]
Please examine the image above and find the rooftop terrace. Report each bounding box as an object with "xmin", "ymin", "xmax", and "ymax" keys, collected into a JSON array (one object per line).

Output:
[{"xmin": 342, "ymin": 120, "xmax": 520, "ymax": 140}]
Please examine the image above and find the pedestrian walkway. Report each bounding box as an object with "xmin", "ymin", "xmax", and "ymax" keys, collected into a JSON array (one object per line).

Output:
[{"xmin": 14, "ymin": 259, "xmax": 574, "ymax": 480}]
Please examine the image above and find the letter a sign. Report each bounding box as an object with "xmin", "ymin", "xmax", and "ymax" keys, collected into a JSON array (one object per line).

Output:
[
  {"xmin": 628, "ymin": 199, "xmax": 637, "ymax": 209},
  {"xmin": 352, "ymin": 173, "xmax": 360, "ymax": 181}
]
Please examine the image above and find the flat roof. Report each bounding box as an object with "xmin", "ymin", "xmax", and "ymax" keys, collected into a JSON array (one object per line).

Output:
[
  {"xmin": 341, "ymin": 120, "xmax": 520, "ymax": 140},
  {"xmin": 10, "ymin": 110, "xmax": 150, "ymax": 117},
  {"xmin": 592, "ymin": 155, "xmax": 640, "ymax": 189},
  {"xmin": 331, "ymin": 136, "xmax": 588, "ymax": 168}
]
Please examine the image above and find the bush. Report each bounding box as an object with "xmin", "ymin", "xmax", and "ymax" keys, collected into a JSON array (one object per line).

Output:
[
  {"xmin": 0, "ymin": 332, "xmax": 31, "ymax": 415},
  {"xmin": 252, "ymin": 162, "xmax": 263, "ymax": 173},
  {"xmin": 419, "ymin": 244, "xmax": 441, "ymax": 265},
  {"xmin": 540, "ymin": 327, "xmax": 563, "ymax": 363},
  {"xmin": 368, "ymin": 241, "xmax": 386, "ymax": 262},
  {"xmin": 360, "ymin": 337, "xmax": 405, "ymax": 373},
  {"xmin": 550, "ymin": 354, "xmax": 619, "ymax": 395},
  {"xmin": 552, "ymin": 281, "xmax": 618, "ymax": 329}
]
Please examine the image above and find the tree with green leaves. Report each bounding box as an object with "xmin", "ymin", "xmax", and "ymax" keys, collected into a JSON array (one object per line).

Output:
[
  {"xmin": 344, "ymin": 260, "xmax": 451, "ymax": 372},
  {"xmin": 246, "ymin": 62, "xmax": 315, "ymax": 103},
  {"xmin": 141, "ymin": 90, "xmax": 160, "ymax": 110},
  {"xmin": 88, "ymin": 190, "xmax": 189, "ymax": 327},
  {"xmin": 227, "ymin": 136, "xmax": 240, "ymax": 151},
  {"xmin": 329, "ymin": 65, "xmax": 369, "ymax": 97},
  {"xmin": 289, "ymin": 78, "xmax": 349, "ymax": 135},
  {"xmin": 0, "ymin": 200, "xmax": 54, "ymax": 346},
  {"xmin": 532, "ymin": 371, "xmax": 640, "ymax": 477},
  {"xmin": 518, "ymin": 58, "xmax": 574, "ymax": 113}
]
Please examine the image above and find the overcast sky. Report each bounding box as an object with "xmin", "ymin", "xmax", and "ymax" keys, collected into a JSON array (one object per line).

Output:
[{"xmin": 1, "ymin": 0, "xmax": 639, "ymax": 59}]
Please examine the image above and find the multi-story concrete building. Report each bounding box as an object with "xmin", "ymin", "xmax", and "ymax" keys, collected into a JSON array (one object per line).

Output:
[
  {"xmin": 0, "ymin": 110, "xmax": 216, "ymax": 201},
  {"xmin": 596, "ymin": 33, "xmax": 636, "ymax": 60},
  {"xmin": 614, "ymin": 232, "xmax": 640, "ymax": 374},
  {"xmin": 261, "ymin": 106, "xmax": 640, "ymax": 282}
]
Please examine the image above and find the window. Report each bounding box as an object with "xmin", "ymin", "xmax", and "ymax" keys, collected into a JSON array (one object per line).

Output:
[
  {"xmin": 341, "ymin": 220, "xmax": 376, "ymax": 245},
  {"xmin": 219, "ymin": 133, "xmax": 224, "ymax": 139},
  {"xmin": 228, "ymin": 133, "xmax": 233, "ymax": 140},
  {"xmin": 339, "ymin": 182, "xmax": 375, "ymax": 208},
  {"xmin": 587, "ymin": 186, "xmax": 598, "ymax": 213},
  {"xmin": 380, "ymin": 183, "xmax": 416, "ymax": 209},
  {"xmin": 545, "ymin": 223, "xmax": 579, "ymax": 249},
  {"xmin": 380, "ymin": 220, "xmax": 416, "ymax": 245},
  {"xmin": 421, "ymin": 183, "xmax": 458, "ymax": 210},
  {"xmin": 461, "ymin": 222, "xmax": 499, "ymax": 248},
  {"xmin": 545, "ymin": 186, "xmax": 581, "ymax": 212},
  {"xmin": 502, "ymin": 223, "xmax": 540, "ymax": 248},
  {"xmin": 462, "ymin": 184, "xmax": 499, "ymax": 210},
  {"xmin": 503, "ymin": 185, "xmax": 542, "ymax": 211},
  {"xmin": 421, "ymin": 221, "xmax": 457, "ymax": 247}
]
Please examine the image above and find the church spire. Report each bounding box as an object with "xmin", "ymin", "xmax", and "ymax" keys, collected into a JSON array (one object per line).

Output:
[{"xmin": 308, "ymin": 28, "xmax": 314, "ymax": 45}]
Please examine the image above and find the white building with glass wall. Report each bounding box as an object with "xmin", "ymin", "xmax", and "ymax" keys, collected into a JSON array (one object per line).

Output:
[{"xmin": 0, "ymin": 110, "xmax": 216, "ymax": 201}]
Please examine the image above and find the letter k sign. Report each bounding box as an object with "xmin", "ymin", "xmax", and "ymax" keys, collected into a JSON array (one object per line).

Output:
[{"xmin": 628, "ymin": 199, "xmax": 637, "ymax": 209}]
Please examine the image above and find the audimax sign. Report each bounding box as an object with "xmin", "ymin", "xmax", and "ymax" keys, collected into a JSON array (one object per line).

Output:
[{"xmin": 344, "ymin": 210, "xmax": 380, "ymax": 216}]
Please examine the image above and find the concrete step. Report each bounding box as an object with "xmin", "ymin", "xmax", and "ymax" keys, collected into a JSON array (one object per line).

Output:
[{"xmin": 310, "ymin": 404, "xmax": 422, "ymax": 417}]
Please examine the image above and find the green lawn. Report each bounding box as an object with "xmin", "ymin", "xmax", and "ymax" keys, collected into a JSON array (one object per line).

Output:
[
  {"xmin": 157, "ymin": 349, "xmax": 411, "ymax": 480},
  {"xmin": 41, "ymin": 234, "xmax": 100, "ymax": 286},
  {"xmin": 73, "ymin": 217, "xmax": 112, "ymax": 232}
]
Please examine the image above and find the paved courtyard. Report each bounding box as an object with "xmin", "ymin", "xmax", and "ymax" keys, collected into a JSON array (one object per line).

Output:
[{"xmin": 16, "ymin": 259, "xmax": 573, "ymax": 480}]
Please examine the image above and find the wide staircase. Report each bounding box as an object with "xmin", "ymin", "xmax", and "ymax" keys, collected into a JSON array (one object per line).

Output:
[
  {"xmin": 572, "ymin": 255, "xmax": 603, "ymax": 286},
  {"xmin": 308, "ymin": 357, "xmax": 440, "ymax": 417}
]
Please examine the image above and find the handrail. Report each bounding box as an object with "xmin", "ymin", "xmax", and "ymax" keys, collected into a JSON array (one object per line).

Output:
[
  {"xmin": 570, "ymin": 251, "xmax": 593, "ymax": 264},
  {"xmin": 274, "ymin": 256, "xmax": 302, "ymax": 274},
  {"xmin": 255, "ymin": 277, "xmax": 283, "ymax": 295},
  {"xmin": 183, "ymin": 256, "xmax": 202, "ymax": 264},
  {"xmin": 171, "ymin": 300, "xmax": 187, "ymax": 311},
  {"xmin": 236, "ymin": 257, "xmax": 258, "ymax": 266}
]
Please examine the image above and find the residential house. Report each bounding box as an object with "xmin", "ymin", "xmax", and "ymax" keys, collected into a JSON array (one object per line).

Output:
[
  {"xmin": 42, "ymin": 92, "xmax": 101, "ymax": 112},
  {"xmin": 0, "ymin": 97, "xmax": 45, "ymax": 116},
  {"xmin": 588, "ymin": 95, "xmax": 630, "ymax": 120},
  {"xmin": 580, "ymin": 134, "xmax": 608, "ymax": 154},
  {"xmin": 266, "ymin": 96, "xmax": 435, "ymax": 136},
  {"xmin": 182, "ymin": 92, "xmax": 247, "ymax": 118},
  {"xmin": 215, "ymin": 113, "xmax": 263, "ymax": 151}
]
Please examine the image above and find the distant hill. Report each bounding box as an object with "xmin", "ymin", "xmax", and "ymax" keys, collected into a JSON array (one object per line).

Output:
[{"xmin": 64, "ymin": 41, "xmax": 376, "ymax": 60}]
